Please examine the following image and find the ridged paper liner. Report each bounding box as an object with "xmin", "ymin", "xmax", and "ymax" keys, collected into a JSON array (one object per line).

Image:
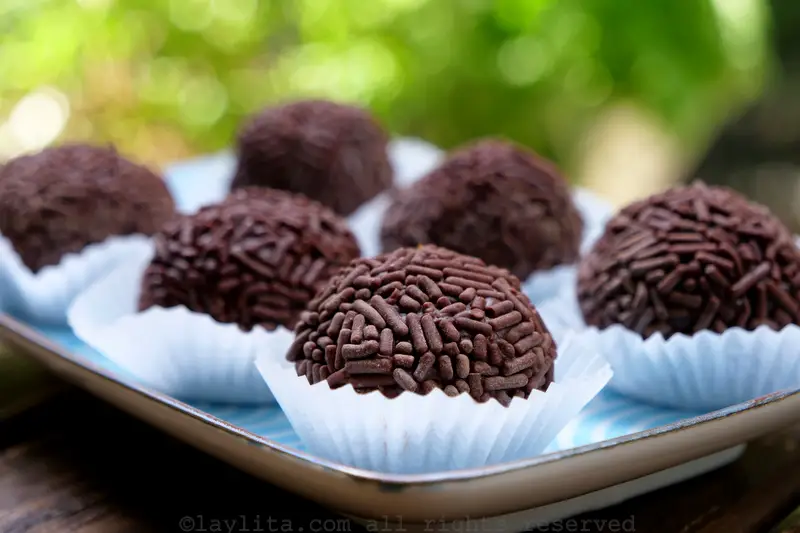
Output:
[
  {"xmin": 0, "ymin": 234, "xmax": 153, "ymax": 325},
  {"xmin": 0, "ymin": 237, "xmax": 10, "ymax": 312},
  {"xmin": 521, "ymin": 188, "xmax": 614, "ymax": 304},
  {"xmin": 537, "ymin": 281, "xmax": 800, "ymax": 412},
  {"xmin": 255, "ymin": 334, "xmax": 612, "ymax": 474},
  {"xmin": 67, "ymin": 253, "xmax": 293, "ymax": 405}
]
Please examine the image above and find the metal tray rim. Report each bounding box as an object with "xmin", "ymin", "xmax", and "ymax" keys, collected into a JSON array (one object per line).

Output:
[{"xmin": 3, "ymin": 312, "xmax": 798, "ymax": 488}]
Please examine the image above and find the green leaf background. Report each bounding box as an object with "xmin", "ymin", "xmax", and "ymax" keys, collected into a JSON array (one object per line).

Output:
[{"xmin": 0, "ymin": 0, "xmax": 773, "ymax": 179}]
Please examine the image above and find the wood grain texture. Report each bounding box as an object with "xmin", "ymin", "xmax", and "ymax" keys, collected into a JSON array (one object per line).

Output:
[
  {"xmin": 0, "ymin": 389, "xmax": 359, "ymax": 533},
  {"xmin": 532, "ymin": 427, "xmax": 800, "ymax": 533},
  {"xmin": 1, "ymin": 386, "xmax": 800, "ymax": 533}
]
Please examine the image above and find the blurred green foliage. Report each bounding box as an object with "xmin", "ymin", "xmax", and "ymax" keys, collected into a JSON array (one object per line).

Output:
[{"xmin": 0, "ymin": 0, "xmax": 772, "ymax": 171}]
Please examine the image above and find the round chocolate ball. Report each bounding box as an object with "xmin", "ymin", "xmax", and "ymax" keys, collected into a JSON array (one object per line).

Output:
[
  {"xmin": 139, "ymin": 187, "xmax": 360, "ymax": 331},
  {"xmin": 577, "ymin": 182, "xmax": 800, "ymax": 338},
  {"xmin": 379, "ymin": 139, "xmax": 583, "ymax": 279},
  {"xmin": 287, "ymin": 244, "xmax": 557, "ymax": 406},
  {"xmin": 231, "ymin": 99, "xmax": 393, "ymax": 216},
  {"xmin": 0, "ymin": 144, "xmax": 175, "ymax": 273}
]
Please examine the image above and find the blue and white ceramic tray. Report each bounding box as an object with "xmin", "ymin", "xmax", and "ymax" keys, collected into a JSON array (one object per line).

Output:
[{"xmin": 2, "ymin": 140, "xmax": 800, "ymax": 532}]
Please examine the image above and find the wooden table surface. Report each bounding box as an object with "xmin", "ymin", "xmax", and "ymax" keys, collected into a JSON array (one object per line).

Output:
[{"xmin": 3, "ymin": 349, "xmax": 800, "ymax": 533}]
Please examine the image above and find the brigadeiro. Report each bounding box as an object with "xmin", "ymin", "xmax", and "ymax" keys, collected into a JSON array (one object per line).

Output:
[
  {"xmin": 0, "ymin": 144, "xmax": 174, "ymax": 273},
  {"xmin": 231, "ymin": 99, "xmax": 393, "ymax": 216},
  {"xmin": 255, "ymin": 245, "xmax": 612, "ymax": 473},
  {"xmin": 290, "ymin": 244, "xmax": 557, "ymax": 406},
  {"xmin": 67, "ymin": 187, "xmax": 360, "ymax": 405},
  {"xmin": 139, "ymin": 186, "xmax": 361, "ymax": 331},
  {"xmin": 556, "ymin": 182, "xmax": 800, "ymax": 411},
  {"xmin": 0, "ymin": 144, "xmax": 173, "ymax": 324},
  {"xmin": 379, "ymin": 139, "xmax": 584, "ymax": 290},
  {"xmin": 577, "ymin": 182, "xmax": 800, "ymax": 337}
]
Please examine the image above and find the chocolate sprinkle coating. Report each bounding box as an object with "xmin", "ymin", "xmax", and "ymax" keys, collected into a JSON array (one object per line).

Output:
[
  {"xmin": 379, "ymin": 139, "xmax": 583, "ymax": 279},
  {"xmin": 139, "ymin": 187, "xmax": 361, "ymax": 332},
  {"xmin": 288, "ymin": 245, "xmax": 557, "ymax": 406},
  {"xmin": 231, "ymin": 100, "xmax": 393, "ymax": 216},
  {"xmin": 0, "ymin": 144, "xmax": 175, "ymax": 273},
  {"xmin": 577, "ymin": 182, "xmax": 800, "ymax": 338}
]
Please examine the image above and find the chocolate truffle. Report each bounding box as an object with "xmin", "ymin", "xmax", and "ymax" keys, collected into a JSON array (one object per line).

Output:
[
  {"xmin": 231, "ymin": 99, "xmax": 393, "ymax": 216},
  {"xmin": 577, "ymin": 182, "xmax": 800, "ymax": 338},
  {"xmin": 139, "ymin": 187, "xmax": 360, "ymax": 331},
  {"xmin": 379, "ymin": 139, "xmax": 583, "ymax": 279},
  {"xmin": 287, "ymin": 244, "xmax": 557, "ymax": 406},
  {"xmin": 0, "ymin": 144, "xmax": 175, "ymax": 273}
]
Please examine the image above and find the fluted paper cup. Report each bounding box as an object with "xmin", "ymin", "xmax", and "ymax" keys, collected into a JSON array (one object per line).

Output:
[
  {"xmin": 255, "ymin": 333, "xmax": 612, "ymax": 474},
  {"xmin": 0, "ymin": 234, "xmax": 153, "ymax": 325},
  {"xmin": 67, "ymin": 253, "xmax": 294, "ymax": 404},
  {"xmin": 521, "ymin": 188, "xmax": 613, "ymax": 304},
  {"xmin": 538, "ymin": 285, "xmax": 800, "ymax": 412}
]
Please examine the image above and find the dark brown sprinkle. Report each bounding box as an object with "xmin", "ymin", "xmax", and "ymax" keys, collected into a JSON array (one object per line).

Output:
[
  {"xmin": 459, "ymin": 287, "xmax": 477, "ymax": 303},
  {"xmin": 393, "ymin": 354, "xmax": 415, "ymax": 369},
  {"xmin": 0, "ymin": 144, "xmax": 176, "ymax": 272},
  {"xmin": 577, "ymin": 182, "xmax": 800, "ymax": 338},
  {"xmin": 438, "ymin": 355, "xmax": 454, "ymax": 381},
  {"xmin": 379, "ymin": 328, "xmax": 394, "ymax": 356},
  {"xmin": 395, "ymin": 341, "xmax": 413, "ymax": 354},
  {"xmin": 417, "ymin": 275, "xmax": 443, "ymax": 300},
  {"xmin": 398, "ymin": 294, "xmax": 421, "ymax": 311},
  {"xmin": 379, "ymin": 139, "xmax": 583, "ymax": 279},
  {"xmin": 439, "ymin": 319, "xmax": 461, "ymax": 341},
  {"xmin": 230, "ymin": 99, "xmax": 392, "ymax": 216},
  {"xmin": 435, "ymin": 296, "xmax": 452, "ymax": 308},
  {"xmin": 486, "ymin": 300, "xmax": 515, "ymax": 318},
  {"xmin": 440, "ymin": 302, "xmax": 467, "ymax": 315},
  {"xmin": 421, "ymin": 314, "xmax": 444, "ymax": 353},
  {"xmin": 370, "ymin": 295, "xmax": 409, "ymax": 335},
  {"xmin": 290, "ymin": 245, "xmax": 557, "ymax": 405},
  {"xmin": 138, "ymin": 187, "xmax": 360, "ymax": 332},
  {"xmin": 443, "ymin": 342, "xmax": 459, "ymax": 356}
]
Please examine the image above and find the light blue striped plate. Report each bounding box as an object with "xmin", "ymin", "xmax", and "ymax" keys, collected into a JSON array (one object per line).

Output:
[{"xmin": 30, "ymin": 325, "xmax": 700, "ymax": 453}]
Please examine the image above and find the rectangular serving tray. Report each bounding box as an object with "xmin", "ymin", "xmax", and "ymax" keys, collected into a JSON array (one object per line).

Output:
[
  {"xmin": 3, "ymin": 149, "xmax": 800, "ymax": 531},
  {"xmin": 3, "ymin": 314, "xmax": 800, "ymax": 532}
]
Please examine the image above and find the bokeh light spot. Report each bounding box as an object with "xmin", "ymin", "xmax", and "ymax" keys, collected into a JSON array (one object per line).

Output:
[
  {"xmin": 284, "ymin": 40, "xmax": 400, "ymax": 102},
  {"xmin": 178, "ymin": 75, "xmax": 229, "ymax": 127},
  {"xmin": 497, "ymin": 36, "xmax": 550, "ymax": 86},
  {"xmin": 169, "ymin": 0, "xmax": 213, "ymax": 32},
  {"xmin": 76, "ymin": 0, "xmax": 114, "ymax": 10},
  {"xmin": 211, "ymin": 0, "xmax": 257, "ymax": 24},
  {"xmin": 710, "ymin": 0, "xmax": 766, "ymax": 72},
  {"xmin": 139, "ymin": 57, "xmax": 191, "ymax": 106},
  {"xmin": 7, "ymin": 87, "xmax": 70, "ymax": 152},
  {"xmin": 493, "ymin": 0, "xmax": 552, "ymax": 32}
]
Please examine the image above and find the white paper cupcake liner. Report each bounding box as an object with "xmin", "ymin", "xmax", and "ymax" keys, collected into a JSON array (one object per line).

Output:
[
  {"xmin": 536, "ymin": 280, "xmax": 583, "ymax": 343},
  {"xmin": 0, "ymin": 234, "xmax": 154, "ymax": 325},
  {"xmin": 572, "ymin": 187, "xmax": 615, "ymax": 254},
  {"xmin": 537, "ymin": 285, "xmax": 800, "ymax": 412},
  {"xmin": 388, "ymin": 137, "xmax": 445, "ymax": 188},
  {"xmin": 0, "ymin": 237, "xmax": 11, "ymax": 312},
  {"xmin": 521, "ymin": 187, "xmax": 613, "ymax": 305},
  {"xmin": 346, "ymin": 193, "xmax": 393, "ymax": 258},
  {"xmin": 67, "ymin": 253, "xmax": 295, "ymax": 405},
  {"xmin": 255, "ymin": 334, "xmax": 612, "ymax": 474}
]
